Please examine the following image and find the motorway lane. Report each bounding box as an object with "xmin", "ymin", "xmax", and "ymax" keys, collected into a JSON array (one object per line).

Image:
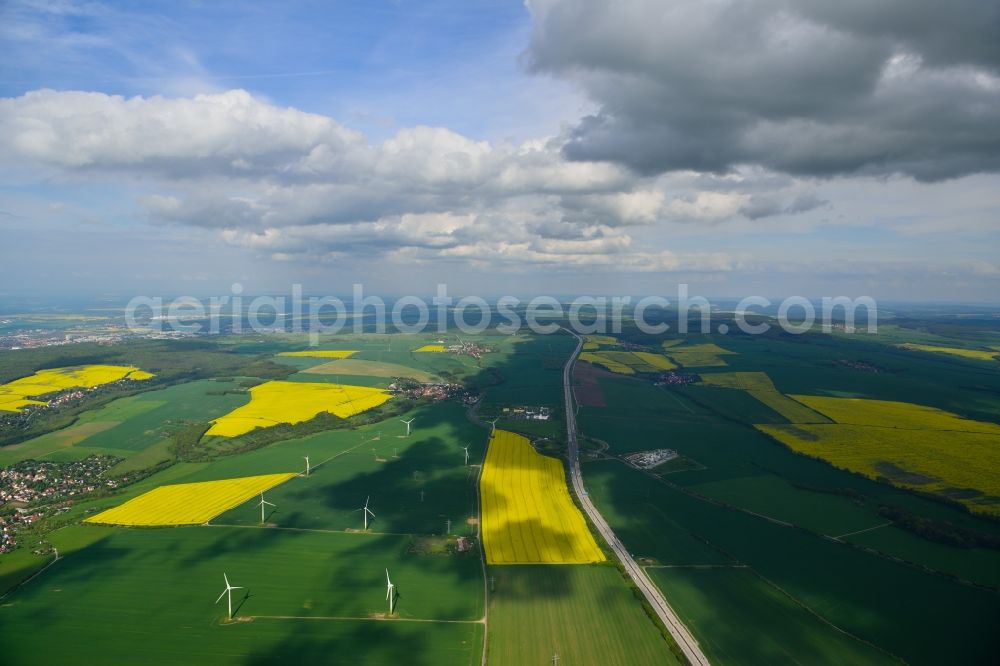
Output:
[{"xmin": 560, "ymin": 328, "xmax": 711, "ymax": 666}]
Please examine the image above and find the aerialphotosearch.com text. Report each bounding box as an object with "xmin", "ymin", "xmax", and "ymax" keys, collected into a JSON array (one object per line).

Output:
[{"xmin": 125, "ymin": 283, "xmax": 878, "ymax": 343}]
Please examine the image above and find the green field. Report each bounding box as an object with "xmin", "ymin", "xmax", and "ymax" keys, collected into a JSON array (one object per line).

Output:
[
  {"xmin": 646, "ymin": 567, "xmax": 893, "ymax": 665},
  {"xmin": 486, "ymin": 565, "xmax": 678, "ymax": 665},
  {"xmin": 302, "ymin": 358, "xmax": 441, "ymax": 382},
  {"xmin": 696, "ymin": 371, "xmax": 830, "ymax": 423},
  {"xmin": 845, "ymin": 524, "xmax": 1000, "ymax": 589},
  {"xmin": 579, "ymin": 364, "xmax": 1000, "ymax": 589},
  {"xmin": 0, "ymin": 524, "xmax": 115, "ymax": 596},
  {"xmin": 478, "ymin": 333, "xmax": 574, "ymax": 407},
  {"xmin": 0, "ymin": 379, "xmax": 249, "ymax": 466},
  {"xmin": 206, "ymin": 401, "xmax": 484, "ymax": 537},
  {"xmin": 582, "ymin": 459, "xmax": 1000, "ymax": 665},
  {"xmin": 0, "ymin": 527, "xmax": 484, "ymax": 665}
]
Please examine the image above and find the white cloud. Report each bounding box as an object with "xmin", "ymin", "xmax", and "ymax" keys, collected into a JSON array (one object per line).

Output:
[{"xmin": 0, "ymin": 87, "xmax": 820, "ymax": 272}]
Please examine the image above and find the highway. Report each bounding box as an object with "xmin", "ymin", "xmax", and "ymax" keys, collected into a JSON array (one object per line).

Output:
[{"xmin": 560, "ymin": 328, "xmax": 711, "ymax": 666}]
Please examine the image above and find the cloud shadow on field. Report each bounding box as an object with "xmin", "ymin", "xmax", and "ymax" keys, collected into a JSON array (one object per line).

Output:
[{"xmin": 242, "ymin": 618, "xmax": 451, "ymax": 666}]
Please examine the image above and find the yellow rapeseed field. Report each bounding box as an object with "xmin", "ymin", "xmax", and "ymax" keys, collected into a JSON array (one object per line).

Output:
[
  {"xmin": 583, "ymin": 335, "xmax": 619, "ymax": 347},
  {"xmin": 84, "ymin": 473, "xmax": 297, "ymax": 526},
  {"xmin": 757, "ymin": 397, "xmax": 1000, "ymax": 515},
  {"xmin": 663, "ymin": 342, "xmax": 736, "ymax": 367},
  {"xmin": 481, "ymin": 430, "xmax": 605, "ymax": 564},
  {"xmin": 0, "ymin": 365, "xmax": 155, "ymax": 412},
  {"xmin": 898, "ymin": 343, "xmax": 999, "ymax": 362},
  {"xmin": 578, "ymin": 351, "xmax": 675, "ymax": 374},
  {"xmin": 414, "ymin": 344, "xmax": 447, "ymax": 352},
  {"xmin": 630, "ymin": 351, "xmax": 677, "ymax": 370},
  {"xmin": 789, "ymin": 395, "xmax": 1000, "ymax": 433},
  {"xmin": 277, "ymin": 350, "xmax": 357, "ymax": 358},
  {"xmin": 579, "ymin": 351, "xmax": 634, "ymax": 374},
  {"xmin": 205, "ymin": 380, "xmax": 391, "ymax": 437}
]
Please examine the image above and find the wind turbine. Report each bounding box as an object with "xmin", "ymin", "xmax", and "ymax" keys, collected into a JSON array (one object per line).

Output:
[
  {"xmin": 400, "ymin": 418, "xmax": 415, "ymax": 437},
  {"xmin": 462, "ymin": 445, "xmax": 470, "ymax": 466},
  {"xmin": 489, "ymin": 417, "xmax": 499, "ymax": 434},
  {"xmin": 303, "ymin": 455, "xmax": 310, "ymax": 477},
  {"xmin": 356, "ymin": 496, "xmax": 375, "ymax": 530},
  {"xmin": 385, "ymin": 568, "xmax": 396, "ymax": 615},
  {"xmin": 215, "ymin": 573, "xmax": 243, "ymax": 620},
  {"xmin": 257, "ymin": 492, "xmax": 275, "ymax": 524}
]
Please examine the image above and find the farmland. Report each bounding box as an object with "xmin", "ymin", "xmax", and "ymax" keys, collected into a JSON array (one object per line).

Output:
[
  {"xmin": 486, "ymin": 565, "xmax": 678, "ymax": 665},
  {"xmin": 1, "ymin": 365, "xmax": 489, "ymax": 664},
  {"xmin": 573, "ymin": 325, "xmax": 1000, "ymax": 664},
  {"xmin": 0, "ymin": 379, "xmax": 250, "ymax": 467},
  {"xmin": 85, "ymin": 473, "xmax": 298, "ymax": 525},
  {"xmin": 211, "ymin": 400, "xmax": 484, "ymax": 537},
  {"xmin": 277, "ymin": 349, "xmax": 358, "ymax": 358},
  {"xmin": 582, "ymin": 334, "xmax": 618, "ymax": 350},
  {"xmin": 0, "ymin": 527, "xmax": 484, "ymax": 665},
  {"xmin": 481, "ymin": 430, "xmax": 603, "ymax": 564},
  {"xmin": 661, "ymin": 341, "xmax": 736, "ymax": 367},
  {"xmin": 0, "ymin": 364, "xmax": 154, "ymax": 411},
  {"xmin": 757, "ymin": 396, "xmax": 1000, "ymax": 515},
  {"xmin": 302, "ymin": 358, "xmax": 440, "ymax": 383},
  {"xmin": 3, "ymin": 321, "xmax": 1000, "ymax": 664},
  {"xmin": 646, "ymin": 567, "xmax": 893, "ymax": 665},
  {"xmin": 206, "ymin": 380, "xmax": 392, "ymax": 437},
  {"xmin": 697, "ymin": 371, "xmax": 830, "ymax": 423},
  {"xmin": 579, "ymin": 350, "xmax": 675, "ymax": 375},
  {"xmin": 415, "ymin": 344, "xmax": 447, "ymax": 352},
  {"xmin": 581, "ymin": 458, "xmax": 1000, "ymax": 665},
  {"xmin": 898, "ymin": 343, "xmax": 999, "ymax": 362}
]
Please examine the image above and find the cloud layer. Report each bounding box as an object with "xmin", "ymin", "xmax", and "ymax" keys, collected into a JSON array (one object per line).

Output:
[
  {"xmin": 1, "ymin": 0, "xmax": 998, "ymax": 293},
  {"xmin": 0, "ymin": 88, "xmax": 819, "ymax": 270},
  {"xmin": 527, "ymin": 0, "xmax": 1000, "ymax": 180}
]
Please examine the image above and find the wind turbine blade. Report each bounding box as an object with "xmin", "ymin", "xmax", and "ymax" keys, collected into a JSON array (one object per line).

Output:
[
  {"xmin": 224, "ymin": 573, "xmax": 230, "ymax": 587},
  {"xmin": 216, "ymin": 589, "xmax": 228, "ymax": 604},
  {"xmin": 231, "ymin": 586, "xmax": 244, "ymax": 590}
]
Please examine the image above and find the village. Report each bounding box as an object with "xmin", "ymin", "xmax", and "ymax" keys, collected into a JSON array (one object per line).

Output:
[{"xmin": 0, "ymin": 456, "xmax": 122, "ymax": 553}]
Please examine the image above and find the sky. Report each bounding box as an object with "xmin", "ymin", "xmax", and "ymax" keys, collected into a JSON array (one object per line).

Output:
[{"xmin": 1, "ymin": 0, "xmax": 998, "ymax": 302}]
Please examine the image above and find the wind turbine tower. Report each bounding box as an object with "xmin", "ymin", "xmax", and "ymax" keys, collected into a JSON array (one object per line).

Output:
[
  {"xmin": 215, "ymin": 573, "xmax": 243, "ymax": 620},
  {"xmin": 357, "ymin": 496, "xmax": 376, "ymax": 530},
  {"xmin": 303, "ymin": 455, "xmax": 310, "ymax": 477},
  {"xmin": 463, "ymin": 445, "xmax": 470, "ymax": 466},
  {"xmin": 385, "ymin": 569, "xmax": 396, "ymax": 615},
  {"xmin": 257, "ymin": 492, "xmax": 275, "ymax": 524}
]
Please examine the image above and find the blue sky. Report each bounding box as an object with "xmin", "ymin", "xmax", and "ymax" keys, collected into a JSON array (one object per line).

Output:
[
  {"xmin": 0, "ymin": 1, "xmax": 573, "ymax": 140},
  {"xmin": 1, "ymin": 0, "xmax": 998, "ymax": 301}
]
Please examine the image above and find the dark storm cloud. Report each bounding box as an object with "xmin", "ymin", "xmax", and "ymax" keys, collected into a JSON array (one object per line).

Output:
[{"xmin": 526, "ymin": 0, "xmax": 1000, "ymax": 180}]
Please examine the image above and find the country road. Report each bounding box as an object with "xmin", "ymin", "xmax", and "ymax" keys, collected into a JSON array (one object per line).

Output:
[{"xmin": 560, "ymin": 328, "xmax": 711, "ymax": 666}]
